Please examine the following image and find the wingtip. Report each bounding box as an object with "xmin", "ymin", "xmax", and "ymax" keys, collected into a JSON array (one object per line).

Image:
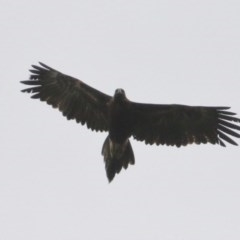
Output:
[
  {"xmin": 38, "ymin": 61, "xmax": 45, "ymax": 66},
  {"xmin": 38, "ymin": 62, "xmax": 52, "ymax": 69},
  {"xmin": 217, "ymin": 106, "xmax": 231, "ymax": 110}
]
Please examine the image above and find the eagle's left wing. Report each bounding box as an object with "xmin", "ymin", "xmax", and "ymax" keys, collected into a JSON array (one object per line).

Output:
[
  {"xmin": 130, "ymin": 103, "xmax": 240, "ymax": 147},
  {"xmin": 21, "ymin": 63, "xmax": 111, "ymax": 132}
]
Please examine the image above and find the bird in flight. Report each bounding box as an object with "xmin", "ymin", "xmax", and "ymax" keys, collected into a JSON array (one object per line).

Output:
[{"xmin": 21, "ymin": 62, "xmax": 240, "ymax": 182}]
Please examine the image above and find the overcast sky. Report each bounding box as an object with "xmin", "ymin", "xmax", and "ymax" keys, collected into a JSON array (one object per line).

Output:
[{"xmin": 1, "ymin": 1, "xmax": 240, "ymax": 239}]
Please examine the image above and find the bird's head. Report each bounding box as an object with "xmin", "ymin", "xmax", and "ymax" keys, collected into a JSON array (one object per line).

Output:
[{"xmin": 114, "ymin": 88, "xmax": 126, "ymax": 101}]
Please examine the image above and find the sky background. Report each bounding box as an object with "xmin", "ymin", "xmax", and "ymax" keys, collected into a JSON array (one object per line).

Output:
[{"xmin": 1, "ymin": 1, "xmax": 240, "ymax": 239}]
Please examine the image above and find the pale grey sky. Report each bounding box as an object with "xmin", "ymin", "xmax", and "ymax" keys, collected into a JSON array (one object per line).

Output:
[{"xmin": 1, "ymin": 1, "xmax": 240, "ymax": 239}]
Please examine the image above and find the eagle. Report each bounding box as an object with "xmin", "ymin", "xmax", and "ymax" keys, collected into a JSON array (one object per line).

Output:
[{"xmin": 21, "ymin": 62, "xmax": 240, "ymax": 182}]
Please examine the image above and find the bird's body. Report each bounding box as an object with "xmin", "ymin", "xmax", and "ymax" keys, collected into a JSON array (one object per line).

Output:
[
  {"xmin": 102, "ymin": 89, "xmax": 135, "ymax": 181},
  {"xmin": 108, "ymin": 89, "xmax": 133, "ymax": 142},
  {"xmin": 21, "ymin": 63, "xmax": 240, "ymax": 182}
]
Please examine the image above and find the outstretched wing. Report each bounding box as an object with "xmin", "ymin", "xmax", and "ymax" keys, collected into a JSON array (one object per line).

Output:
[
  {"xmin": 21, "ymin": 62, "xmax": 111, "ymax": 132},
  {"xmin": 130, "ymin": 103, "xmax": 240, "ymax": 147}
]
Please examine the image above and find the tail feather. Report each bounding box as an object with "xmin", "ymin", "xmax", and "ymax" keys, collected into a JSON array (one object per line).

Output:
[{"xmin": 102, "ymin": 136, "xmax": 135, "ymax": 182}]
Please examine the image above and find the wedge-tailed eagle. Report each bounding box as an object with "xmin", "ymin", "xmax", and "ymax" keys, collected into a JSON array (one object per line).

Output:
[{"xmin": 21, "ymin": 63, "xmax": 240, "ymax": 182}]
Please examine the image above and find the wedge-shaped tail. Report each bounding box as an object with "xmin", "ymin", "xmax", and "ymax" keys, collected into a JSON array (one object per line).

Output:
[{"xmin": 102, "ymin": 136, "xmax": 135, "ymax": 182}]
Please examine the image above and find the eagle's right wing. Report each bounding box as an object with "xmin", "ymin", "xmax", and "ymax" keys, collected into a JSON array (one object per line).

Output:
[
  {"xmin": 130, "ymin": 103, "xmax": 240, "ymax": 147},
  {"xmin": 21, "ymin": 62, "xmax": 111, "ymax": 132}
]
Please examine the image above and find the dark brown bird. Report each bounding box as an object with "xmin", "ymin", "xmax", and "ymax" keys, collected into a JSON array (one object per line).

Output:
[{"xmin": 21, "ymin": 62, "xmax": 240, "ymax": 182}]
